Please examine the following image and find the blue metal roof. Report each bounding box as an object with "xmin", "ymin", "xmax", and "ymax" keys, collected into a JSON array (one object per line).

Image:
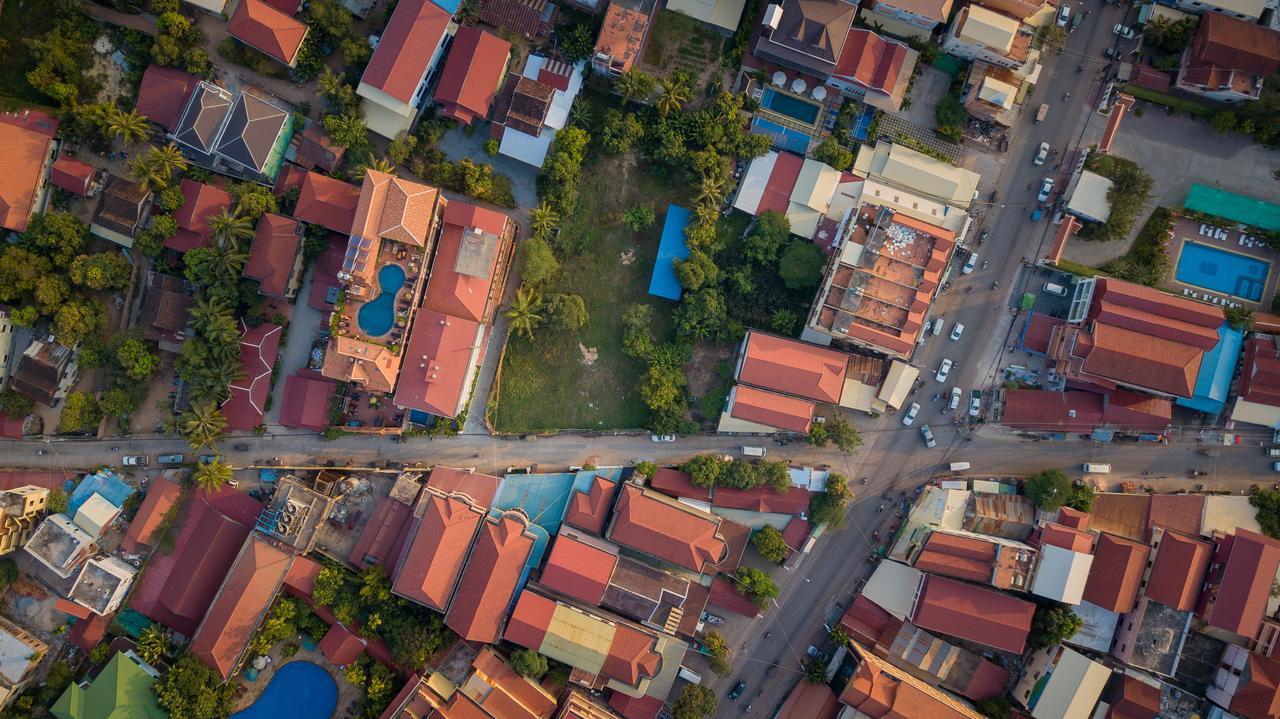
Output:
[
  {"xmin": 649, "ymin": 205, "xmax": 691, "ymax": 301},
  {"xmin": 66, "ymin": 470, "xmax": 134, "ymax": 516},
  {"xmin": 1177, "ymin": 322, "xmax": 1244, "ymax": 415}
]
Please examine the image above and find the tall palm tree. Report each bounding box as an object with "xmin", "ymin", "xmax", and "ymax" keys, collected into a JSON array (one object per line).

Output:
[
  {"xmin": 107, "ymin": 107, "xmax": 150, "ymax": 145},
  {"xmin": 694, "ymin": 202, "xmax": 719, "ymax": 227},
  {"xmin": 696, "ymin": 175, "xmax": 726, "ymax": 205},
  {"xmin": 208, "ymin": 209, "xmax": 254, "ymax": 245},
  {"xmin": 457, "ymin": 0, "xmax": 481, "ymax": 24},
  {"xmin": 318, "ymin": 68, "xmax": 346, "ymax": 99},
  {"xmin": 207, "ymin": 243, "xmax": 248, "ymax": 279},
  {"xmin": 616, "ymin": 69, "xmax": 654, "ymax": 105},
  {"xmin": 127, "ymin": 155, "xmax": 167, "ymax": 193},
  {"xmin": 192, "ymin": 457, "xmax": 232, "ymax": 492},
  {"xmin": 136, "ymin": 624, "xmax": 170, "ymax": 665},
  {"xmin": 190, "ymin": 296, "xmax": 231, "ymax": 330},
  {"xmin": 504, "ymin": 285, "xmax": 544, "ymax": 341},
  {"xmin": 148, "ymin": 143, "xmax": 188, "ymax": 180},
  {"xmin": 529, "ymin": 201, "xmax": 559, "ymax": 239},
  {"xmin": 355, "ymin": 156, "xmax": 397, "ymax": 181},
  {"xmin": 657, "ymin": 76, "xmax": 691, "ymax": 117},
  {"xmin": 569, "ymin": 101, "xmax": 594, "ymax": 131},
  {"xmin": 181, "ymin": 401, "xmax": 228, "ymax": 451},
  {"xmin": 203, "ymin": 314, "xmax": 241, "ymax": 353}
]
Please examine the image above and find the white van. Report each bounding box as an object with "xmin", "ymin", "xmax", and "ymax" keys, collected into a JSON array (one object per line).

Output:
[
  {"xmin": 741, "ymin": 445, "xmax": 766, "ymax": 457},
  {"xmin": 1083, "ymin": 463, "xmax": 1111, "ymax": 474},
  {"xmin": 949, "ymin": 462, "xmax": 971, "ymax": 472},
  {"xmin": 1267, "ymin": 448, "xmax": 1280, "ymax": 457},
  {"xmin": 931, "ymin": 318, "xmax": 944, "ymax": 336},
  {"xmin": 1044, "ymin": 282, "xmax": 1068, "ymax": 296}
]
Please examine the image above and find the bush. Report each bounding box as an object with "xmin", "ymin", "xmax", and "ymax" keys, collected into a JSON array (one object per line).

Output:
[
  {"xmin": 778, "ymin": 241, "xmax": 825, "ymax": 290},
  {"xmin": 511, "ymin": 649, "xmax": 548, "ymax": 678},
  {"xmin": 622, "ymin": 205, "xmax": 656, "ymax": 232},
  {"xmin": 811, "ymin": 137, "xmax": 852, "ymax": 171},
  {"xmin": 1025, "ymin": 469, "xmax": 1072, "ymax": 510},
  {"xmin": 752, "ymin": 526, "xmax": 789, "ymax": 563},
  {"xmin": 1099, "ymin": 208, "xmax": 1173, "ymax": 286},
  {"xmin": 1078, "ymin": 154, "xmax": 1154, "ymax": 243}
]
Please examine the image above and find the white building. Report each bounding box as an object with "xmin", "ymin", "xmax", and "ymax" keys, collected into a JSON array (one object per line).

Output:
[
  {"xmin": 942, "ymin": 4, "xmax": 1037, "ymax": 71},
  {"xmin": 1014, "ymin": 645, "xmax": 1110, "ymax": 719},
  {"xmin": 0, "ymin": 615, "xmax": 47, "ymax": 710},
  {"xmin": 23, "ymin": 514, "xmax": 94, "ymax": 580},
  {"xmin": 72, "ymin": 493, "xmax": 120, "ymax": 538},
  {"xmin": 1029, "ymin": 544, "xmax": 1093, "ymax": 605},
  {"xmin": 70, "ymin": 555, "xmax": 137, "ymax": 616}
]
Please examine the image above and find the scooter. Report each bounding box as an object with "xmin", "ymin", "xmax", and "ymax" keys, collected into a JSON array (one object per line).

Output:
[
  {"xmin": 993, "ymin": 281, "xmax": 1000, "ymax": 289},
  {"xmin": 1063, "ymin": 92, "xmax": 1071, "ymax": 101},
  {"xmin": 982, "ymin": 261, "xmax": 989, "ymax": 269},
  {"xmin": 1076, "ymin": 63, "xmax": 1085, "ymax": 73}
]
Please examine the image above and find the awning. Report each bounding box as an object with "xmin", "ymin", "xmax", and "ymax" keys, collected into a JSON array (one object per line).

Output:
[{"xmin": 1090, "ymin": 428, "xmax": 1115, "ymax": 442}]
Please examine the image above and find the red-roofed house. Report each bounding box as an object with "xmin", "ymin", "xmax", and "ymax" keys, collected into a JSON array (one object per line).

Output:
[
  {"xmin": 423, "ymin": 201, "xmax": 516, "ymax": 324},
  {"xmin": 357, "ymin": 0, "xmax": 455, "ymax": 138},
  {"xmin": 245, "ymin": 213, "xmax": 303, "ymax": 298},
  {"xmin": 348, "ymin": 489, "xmax": 417, "ymax": 568},
  {"xmin": 1232, "ymin": 336, "xmax": 1280, "ymax": 429},
  {"xmin": 591, "ymin": 0, "xmax": 655, "ymax": 76},
  {"xmin": 1108, "ymin": 675, "xmax": 1161, "ymax": 719},
  {"xmin": 279, "ymin": 369, "xmax": 338, "ymax": 431},
  {"xmin": 1057, "ymin": 507, "xmax": 1090, "ymax": 530},
  {"xmin": 445, "ymin": 510, "xmax": 535, "ymax": 643},
  {"xmin": 49, "ymin": 157, "xmax": 98, "ymax": 196},
  {"xmin": 649, "ymin": 467, "xmax": 712, "ymax": 502},
  {"xmin": 0, "ymin": 121, "xmax": 54, "ymax": 233},
  {"xmin": 1145, "ymin": 528, "xmax": 1212, "ymax": 611},
  {"xmin": 120, "ymin": 474, "xmax": 182, "ymax": 553},
  {"xmin": 426, "ymin": 466, "xmax": 501, "ymax": 507},
  {"xmin": 1211, "ymin": 649, "xmax": 1280, "ymax": 719},
  {"xmin": 1175, "ymin": 13, "xmax": 1280, "ymax": 103},
  {"xmin": 563, "ymin": 475, "xmax": 618, "ymax": 535},
  {"xmin": 841, "ymin": 644, "xmax": 986, "ymax": 719},
  {"xmin": 392, "ymin": 309, "xmax": 483, "ymax": 419},
  {"xmin": 725, "ymin": 385, "xmax": 815, "ymax": 434},
  {"xmin": 1205, "ymin": 529, "xmax": 1280, "ymax": 638},
  {"xmin": 1147, "ymin": 494, "xmax": 1203, "ymax": 537},
  {"xmin": 227, "ymin": 0, "xmax": 310, "ymax": 67},
  {"xmin": 434, "ymin": 26, "xmax": 511, "ymax": 125},
  {"xmin": 293, "ymin": 171, "xmax": 360, "ymax": 234},
  {"xmin": 827, "ymin": 29, "xmax": 917, "ymax": 111},
  {"xmin": 391, "ymin": 488, "xmax": 484, "ymax": 611},
  {"xmin": 910, "ymin": 574, "xmax": 1035, "ymax": 654},
  {"xmin": 1040, "ymin": 523, "xmax": 1094, "ymax": 553},
  {"xmin": 290, "ymin": 124, "xmax": 345, "ymax": 173},
  {"xmin": 540, "ymin": 530, "xmax": 618, "ymax": 604},
  {"xmin": 221, "ymin": 322, "xmax": 282, "ymax": 431},
  {"xmin": 170, "ymin": 180, "xmax": 232, "ymax": 252},
  {"xmin": 607, "ymin": 484, "xmax": 728, "ymax": 573},
  {"xmin": 711, "ymin": 484, "xmax": 813, "ymax": 516},
  {"xmin": 1083, "ymin": 533, "xmax": 1149, "ymax": 613},
  {"xmin": 735, "ymin": 330, "xmax": 849, "ymax": 404},
  {"xmin": 318, "ymin": 623, "xmax": 366, "ymax": 666},
  {"xmin": 135, "ymin": 65, "xmax": 199, "ymax": 132},
  {"xmin": 778, "ymin": 680, "xmax": 841, "ymax": 719},
  {"xmin": 1001, "ymin": 389, "xmax": 1172, "ymax": 432},
  {"xmin": 190, "ymin": 534, "xmax": 293, "ymax": 678}
]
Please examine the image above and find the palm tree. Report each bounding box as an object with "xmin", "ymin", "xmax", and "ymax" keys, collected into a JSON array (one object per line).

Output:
[
  {"xmin": 207, "ymin": 244, "xmax": 248, "ymax": 280},
  {"xmin": 569, "ymin": 101, "xmax": 594, "ymax": 131},
  {"xmin": 107, "ymin": 107, "xmax": 150, "ymax": 145},
  {"xmin": 657, "ymin": 75, "xmax": 691, "ymax": 117},
  {"xmin": 318, "ymin": 68, "xmax": 346, "ymax": 99},
  {"xmin": 203, "ymin": 314, "xmax": 241, "ymax": 353},
  {"xmin": 504, "ymin": 285, "xmax": 544, "ymax": 341},
  {"xmin": 616, "ymin": 69, "xmax": 654, "ymax": 105},
  {"xmin": 193, "ymin": 457, "xmax": 232, "ymax": 492},
  {"xmin": 355, "ymin": 156, "xmax": 397, "ymax": 181},
  {"xmin": 694, "ymin": 202, "xmax": 719, "ymax": 227},
  {"xmin": 529, "ymin": 201, "xmax": 559, "ymax": 239},
  {"xmin": 146, "ymin": 143, "xmax": 188, "ymax": 183},
  {"xmin": 208, "ymin": 209, "xmax": 254, "ymax": 245},
  {"xmin": 457, "ymin": 0, "xmax": 480, "ymax": 23},
  {"xmin": 181, "ymin": 401, "xmax": 228, "ymax": 451},
  {"xmin": 137, "ymin": 624, "xmax": 169, "ymax": 665},
  {"xmin": 190, "ymin": 296, "xmax": 231, "ymax": 330},
  {"xmin": 127, "ymin": 155, "xmax": 167, "ymax": 193},
  {"xmin": 696, "ymin": 175, "xmax": 726, "ymax": 205}
]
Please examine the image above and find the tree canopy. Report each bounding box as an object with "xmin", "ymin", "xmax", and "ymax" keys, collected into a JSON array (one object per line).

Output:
[
  {"xmin": 752, "ymin": 526, "xmax": 789, "ymax": 563},
  {"xmin": 1025, "ymin": 469, "xmax": 1072, "ymax": 510}
]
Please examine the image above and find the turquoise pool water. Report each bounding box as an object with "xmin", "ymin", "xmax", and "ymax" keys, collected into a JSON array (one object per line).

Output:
[
  {"xmin": 1175, "ymin": 242, "xmax": 1268, "ymax": 302},
  {"xmin": 357, "ymin": 263, "xmax": 406, "ymax": 337},
  {"xmin": 762, "ymin": 89, "xmax": 820, "ymax": 125},
  {"xmin": 752, "ymin": 117, "xmax": 811, "ymax": 154},
  {"xmin": 232, "ymin": 662, "xmax": 337, "ymax": 719}
]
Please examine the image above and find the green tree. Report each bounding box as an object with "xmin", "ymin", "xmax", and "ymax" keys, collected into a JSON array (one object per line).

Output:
[
  {"xmin": 181, "ymin": 401, "xmax": 227, "ymax": 450},
  {"xmin": 70, "ymin": 252, "xmax": 132, "ymax": 291},
  {"xmin": 53, "ymin": 298, "xmax": 103, "ymax": 344},
  {"xmin": 22, "ymin": 210, "xmax": 86, "ymax": 269},
  {"xmin": 356, "ymin": 156, "xmax": 397, "ymax": 181},
  {"xmin": 759, "ymin": 460, "xmax": 791, "ymax": 493},
  {"xmin": 154, "ymin": 653, "xmax": 235, "ymax": 719},
  {"xmin": 561, "ymin": 24, "xmax": 594, "ymax": 63},
  {"xmin": 517, "ymin": 236, "xmax": 559, "ymax": 285},
  {"xmin": 1251, "ymin": 487, "xmax": 1280, "ymax": 539},
  {"xmin": 528, "ymin": 201, "xmax": 559, "ymax": 240},
  {"xmin": 829, "ymin": 627, "xmax": 849, "ymax": 646},
  {"xmin": 544, "ymin": 293, "xmax": 588, "ymax": 333},
  {"xmin": 228, "ymin": 183, "xmax": 279, "ymax": 220},
  {"xmin": 1068, "ymin": 484, "xmax": 1096, "ymax": 512},
  {"xmin": 622, "ymin": 205, "xmax": 656, "ymax": 231},
  {"xmin": 809, "ymin": 473, "xmax": 851, "ymax": 528},
  {"xmin": 0, "ymin": 558, "xmax": 18, "ymax": 594},
  {"xmin": 106, "ymin": 106, "xmax": 150, "ymax": 145},
  {"xmin": 634, "ymin": 460, "xmax": 657, "ymax": 479},
  {"xmin": 671, "ymin": 685, "xmax": 718, "ymax": 719},
  {"xmin": 0, "ymin": 390, "xmax": 33, "ymax": 419},
  {"xmin": 722, "ymin": 459, "xmax": 758, "ymax": 489},
  {"xmin": 1042, "ymin": 25, "xmax": 1067, "ymax": 52},
  {"xmin": 681, "ymin": 454, "xmax": 726, "ymax": 488},
  {"xmin": 779, "ymin": 241, "xmax": 826, "ymax": 290},
  {"xmin": 616, "ymin": 69, "xmax": 656, "ymax": 104},
  {"xmin": 770, "ymin": 308, "xmax": 799, "ymax": 335},
  {"xmin": 57, "ymin": 392, "xmax": 100, "ymax": 433},
  {"xmin": 733, "ymin": 567, "xmax": 779, "ymax": 610},
  {"xmin": 510, "ymin": 649, "xmax": 548, "ymax": 678},
  {"xmin": 116, "ymin": 337, "xmax": 159, "ymax": 381},
  {"xmin": 657, "ymin": 74, "xmax": 692, "ymax": 117},
  {"xmin": 1028, "ymin": 605, "xmax": 1083, "ymax": 650},
  {"xmin": 752, "ymin": 525, "xmax": 789, "ymax": 563},
  {"xmin": 934, "ymin": 95, "xmax": 967, "ymax": 143},
  {"xmin": 744, "ymin": 210, "xmax": 791, "ymax": 264},
  {"xmin": 640, "ymin": 362, "xmax": 685, "ymax": 411},
  {"xmin": 388, "ymin": 133, "xmax": 419, "ymax": 165},
  {"xmin": 622, "ymin": 303, "xmax": 656, "ymax": 359},
  {"xmin": 1026, "ymin": 469, "xmax": 1072, "ymax": 510},
  {"xmin": 826, "ymin": 413, "xmax": 861, "ymax": 454},
  {"xmin": 1212, "ymin": 110, "xmax": 1238, "ymax": 134},
  {"xmin": 977, "ymin": 697, "xmax": 1013, "ymax": 719},
  {"xmin": 137, "ymin": 624, "xmax": 170, "ymax": 665},
  {"xmin": 322, "ymin": 113, "xmax": 370, "ymax": 149},
  {"xmin": 812, "ymin": 137, "xmax": 852, "ymax": 170},
  {"xmin": 504, "ymin": 285, "xmax": 544, "ymax": 341},
  {"xmin": 312, "ymin": 566, "xmax": 361, "ymax": 625},
  {"xmin": 673, "ymin": 287, "xmax": 727, "ymax": 340},
  {"xmin": 803, "ymin": 657, "xmax": 828, "ymax": 684},
  {"xmin": 702, "ymin": 630, "xmax": 731, "ymax": 675},
  {"xmin": 208, "ymin": 209, "xmax": 254, "ymax": 245},
  {"xmin": 192, "ymin": 458, "xmax": 232, "ymax": 492},
  {"xmin": 47, "ymin": 490, "xmax": 68, "ymax": 514},
  {"xmin": 600, "ymin": 110, "xmax": 645, "ymax": 154},
  {"xmin": 99, "ymin": 388, "xmax": 137, "ymax": 418}
]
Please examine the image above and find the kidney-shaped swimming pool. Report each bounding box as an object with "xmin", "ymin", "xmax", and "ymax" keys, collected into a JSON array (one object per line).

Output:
[{"xmin": 232, "ymin": 661, "xmax": 338, "ymax": 719}]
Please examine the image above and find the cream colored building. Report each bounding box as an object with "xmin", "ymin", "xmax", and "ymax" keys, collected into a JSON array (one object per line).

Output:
[
  {"xmin": 0, "ymin": 486, "xmax": 47, "ymax": 555},
  {"xmin": 0, "ymin": 615, "xmax": 46, "ymax": 710},
  {"xmin": 852, "ymin": 141, "xmax": 981, "ymax": 210},
  {"xmin": 942, "ymin": 5, "xmax": 1036, "ymax": 71},
  {"xmin": 1014, "ymin": 645, "xmax": 1110, "ymax": 719}
]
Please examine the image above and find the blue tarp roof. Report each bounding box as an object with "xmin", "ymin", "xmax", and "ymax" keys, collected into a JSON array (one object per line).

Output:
[
  {"xmin": 430, "ymin": 0, "xmax": 461, "ymax": 12},
  {"xmin": 66, "ymin": 470, "xmax": 133, "ymax": 516},
  {"xmin": 649, "ymin": 205, "xmax": 691, "ymax": 301},
  {"xmin": 493, "ymin": 468, "xmax": 624, "ymax": 569},
  {"xmin": 1177, "ymin": 322, "xmax": 1244, "ymax": 415}
]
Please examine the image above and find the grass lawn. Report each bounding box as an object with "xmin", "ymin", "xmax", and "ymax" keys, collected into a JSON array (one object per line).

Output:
[
  {"xmin": 641, "ymin": 10, "xmax": 723, "ymax": 79},
  {"xmin": 491, "ymin": 155, "xmax": 684, "ymax": 433},
  {"xmin": 1122, "ymin": 84, "xmax": 1215, "ymax": 118},
  {"xmin": 0, "ymin": 0, "xmax": 52, "ymax": 105}
]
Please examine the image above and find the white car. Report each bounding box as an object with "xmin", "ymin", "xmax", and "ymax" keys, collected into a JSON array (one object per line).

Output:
[
  {"xmin": 1037, "ymin": 178, "xmax": 1055, "ymax": 203},
  {"xmin": 902, "ymin": 402, "xmax": 921, "ymax": 426},
  {"xmin": 969, "ymin": 395, "xmax": 982, "ymax": 417},
  {"xmin": 950, "ymin": 323, "xmax": 965, "ymax": 341},
  {"xmin": 650, "ymin": 434, "xmax": 676, "ymax": 442},
  {"xmin": 936, "ymin": 359, "xmax": 953, "ymax": 382},
  {"xmin": 962, "ymin": 253, "xmax": 977, "ymax": 274},
  {"xmin": 1033, "ymin": 142, "xmax": 1049, "ymax": 166},
  {"xmin": 1113, "ymin": 24, "xmax": 1135, "ymax": 39},
  {"xmin": 1056, "ymin": 4, "xmax": 1070, "ymax": 26},
  {"xmin": 920, "ymin": 425, "xmax": 937, "ymax": 449},
  {"xmin": 948, "ymin": 387, "xmax": 962, "ymax": 410},
  {"xmin": 122, "ymin": 456, "xmax": 148, "ymax": 466}
]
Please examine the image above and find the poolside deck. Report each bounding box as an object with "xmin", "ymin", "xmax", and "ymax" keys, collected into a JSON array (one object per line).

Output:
[
  {"xmin": 1162, "ymin": 215, "xmax": 1278, "ymax": 310},
  {"xmin": 335, "ymin": 241, "xmax": 427, "ymax": 345}
]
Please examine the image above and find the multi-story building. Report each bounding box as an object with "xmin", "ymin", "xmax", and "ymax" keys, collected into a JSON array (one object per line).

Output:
[
  {"xmin": 0, "ymin": 486, "xmax": 46, "ymax": 556},
  {"xmin": 356, "ymin": 0, "xmax": 455, "ymax": 138},
  {"xmin": 941, "ymin": 4, "xmax": 1037, "ymax": 71},
  {"xmin": 1175, "ymin": 13, "xmax": 1280, "ymax": 103},
  {"xmin": 0, "ymin": 615, "xmax": 47, "ymax": 710}
]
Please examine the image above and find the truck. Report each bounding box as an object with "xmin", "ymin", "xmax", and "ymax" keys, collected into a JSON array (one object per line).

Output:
[
  {"xmin": 158, "ymin": 453, "xmax": 184, "ymax": 465},
  {"xmin": 949, "ymin": 462, "xmax": 971, "ymax": 472},
  {"xmin": 1083, "ymin": 463, "xmax": 1112, "ymax": 474},
  {"xmin": 122, "ymin": 456, "xmax": 148, "ymax": 467},
  {"xmin": 741, "ymin": 445, "xmax": 766, "ymax": 457},
  {"xmin": 1035, "ymin": 103, "xmax": 1049, "ymax": 123}
]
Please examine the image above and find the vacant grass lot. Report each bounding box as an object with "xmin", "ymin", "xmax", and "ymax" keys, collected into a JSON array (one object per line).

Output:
[
  {"xmin": 0, "ymin": 0, "xmax": 50, "ymax": 105},
  {"xmin": 641, "ymin": 10, "xmax": 723, "ymax": 82},
  {"xmin": 491, "ymin": 156, "xmax": 680, "ymax": 433}
]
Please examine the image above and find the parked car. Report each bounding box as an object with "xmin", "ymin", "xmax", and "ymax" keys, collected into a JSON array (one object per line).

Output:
[
  {"xmin": 729, "ymin": 681, "xmax": 746, "ymax": 700},
  {"xmin": 962, "ymin": 253, "xmax": 978, "ymax": 274},
  {"xmin": 122, "ymin": 456, "xmax": 148, "ymax": 467},
  {"xmin": 233, "ymin": 443, "xmax": 250, "ymax": 452},
  {"xmin": 920, "ymin": 425, "xmax": 936, "ymax": 449},
  {"xmin": 1037, "ymin": 178, "xmax": 1055, "ymax": 202},
  {"xmin": 948, "ymin": 387, "xmax": 962, "ymax": 410},
  {"xmin": 950, "ymin": 323, "xmax": 965, "ymax": 341},
  {"xmin": 650, "ymin": 434, "xmax": 676, "ymax": 442},
  {"xmin": 936, "ymin": 359, "xmax": 953, "ymax": 382},
  {"xmin": 1056, "ymin": 4, "xmax": 1070, "ymax": 26},
  {"xmin": 969, "ymin": 390, "xmax": 983, "ymax": 418},
  {"xmin": 1113, "ymin": 23, "xmax": 1135, "ymax": 39},
  {"xmin": 158, "ymin": 454, "xmax": 184, "ymax": 465},
  {"xmin": 902, "ymin": 403, "xmax": 920, "ymax": 426},
  {"xmin": 1034, "ymin": 142, "xmax": 1050, "ymax": 166},
  {"xmin": 199, "ymin": 454, "xmax": 216, "ymax": 464}
]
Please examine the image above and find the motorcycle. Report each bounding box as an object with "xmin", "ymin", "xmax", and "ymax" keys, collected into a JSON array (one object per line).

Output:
[
  {"xmin": 1063, "ymin": 92, "xmax": 1071, "ymax": 102},
  {"xmin": 993, "ymin": 281, "xmax": 1000, "ymax": 289},
  {"xmin": 981, "ymin": 261, "xmax": 989, "ymax": 269},
  {"xmin": 1076, "ymin": 63, "xmax": 1085, "ymax": 73}
]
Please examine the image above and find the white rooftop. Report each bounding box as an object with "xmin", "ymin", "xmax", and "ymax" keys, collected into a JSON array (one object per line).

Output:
[
  {"xmin": 1030, "ymin": 544, "xmax": 1093, "ymax": 605},
  {"xmin": 1066, "ymin": 171, "xmax": 1114, "ymax": 224},
  {"xmin": 861, "ymin": 560, "xmax": 922, "ymax": 620}
]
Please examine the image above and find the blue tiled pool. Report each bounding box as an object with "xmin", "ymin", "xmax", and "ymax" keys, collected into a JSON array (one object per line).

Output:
[
  {"xmin": 752, "ymin": 117, "xmax": 811, "ymax": 154},
  {"xmin": 1175, "ymin": 242, "xmax": 1268, "ymax": 302},
  {"xmin": 852, "ymin": 105, "xmax": 876, "ymax": 141},
  {"xmin": 761, "ymin": 89, "xmax": 820, "ymax": 125},
  {"xmin": 232, "ymin": 662, "xmax": 337, "ymax": 719},
  {"xmin": 357, "ymin": 263, "xmax": 406, "ymax": 337}
]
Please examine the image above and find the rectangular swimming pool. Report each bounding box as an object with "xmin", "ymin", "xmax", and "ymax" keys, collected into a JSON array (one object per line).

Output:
[
  {"xmin": 1175, "ymin": 241, "xmax": 1269, "ymax": 302},
  {"xmin": 761, "ymin": 88, "xmax": 820, "ymax": 125},
  {"xmin": 752, "ymin": 117, "xmax": 811, "ymax": 154}
]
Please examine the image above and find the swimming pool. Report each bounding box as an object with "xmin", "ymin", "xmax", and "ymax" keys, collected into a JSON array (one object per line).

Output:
[
  {"xmin": 232, "ymin": 662, "xmax": 337, "ymax": 719},
  {"xmin": 761, "ymin": 89, "xmax": 820, "ymax": 125},
  {"xmin": 1175, "ymin": 241, "xmax": 1268, "ymax": 302},
  {"xmin": 751, "ymin": 117, "xmax": 811, "ymax": 154},
  {"xmin": 357, "ymin": 263, "xmax": 406, "ymax": 337}
]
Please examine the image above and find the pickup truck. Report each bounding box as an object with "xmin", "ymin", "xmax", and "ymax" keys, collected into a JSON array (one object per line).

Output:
[
  {"xmin": 1035, "ymin": 103, "xmax": 1049, "ymax": 123},
  {"xmin": 122, "ymin": 456, "xmax": 148, "ymax": 467},
  {"xmin": 158, "ymin": 454, "xmax": 184, "ymax": 465}
]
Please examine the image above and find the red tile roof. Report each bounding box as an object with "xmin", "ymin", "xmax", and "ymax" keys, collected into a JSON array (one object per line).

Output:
[
  {"xmin": 391, "ymin": 488, "xmax": 484, "ymax": 611},
  {"xmin": 729, "ymin": 385, "xmax": 815, "ymax": 434},
  {"xmin": 50, "ymin": 157, "xmax": 96, "ymax": 195},
  {"xmin": 1209, "ymin": 529, "xmax": 1280, "ymax": 637},
  {"xmin": 777, "ymin": 681, "xmax": 841, "ymax": 719},
  {"xmin": 56, "ymin": 597, "xmax": 91, "ymax": 620},
  {"xmin": 359, "ymin": 0, "xmax": 453, "ymax": 103},
  {"xmin": 607, "ymin": 484, "xmax": 727, "ymax": 572},
  {"xmin": 434, "ymin": 26, "xmax": 511, "ymax": 124},
  {"xmin": 245, "ymin": 213, "xmax": 301, "ymax": 298},
  {"xmin": 841, "ymin": 648, "xmax": 984, "ymax": 719},
  {"xmin": 0, "ymin": 414, "xmax": 22, "ymax": 440},
  {"xmin": 423, "ymin": 201, "xmax": 513, "ymax": 322},
  {"xmin": 1108, "ymin": 676, "xmax": 1161, "ymax": 719},
  {"xmin": 832, "ymin": 28, "xmax": 908, "ymax": 95},
  {"xmin": 121, "ymin": 474, "xmax": 182, "ymax": 553},
  {"xmin": 1146, "ymin": 530, "xmax": 1212, "ymax": 611},
  {"xmin": 782, "ymin": 517, "xmax": 812, "ymax": 553},
  {"xmin": 712, "ymin": 483, "xmax": 812, "ymax": 515},
  {"xmin": 961, "ymin": 660, "xmax": 1011, "ymax": 702},
  {"xmin": 1002, "ymin": 389, "xmax": 1104, "ymax": 431},
  {"xmin": 318, "ymin": 623, "xmax": 366, "ymax": 666},
  {"xmin": 1240, "ymin": 335, "xmax": 1280, "ymax": 407},
  {"xmin": 1056, "ymin": 507, "xmax": 1090, "ymax": 530},
  {"xmin": 563, "ymin": 475, "xmax": 618, "ymax": 534},
  {"xmin": 754, "ymin": 151, "xmax": 805, "ymax": 216},
  {"xmin": 348, "ymin": 491, "xmax": 416, "ymax": 567},
  {"xmin": 840, "ymin": 593, "xmax": 902, "ymax": 649},
  {"xmin": 1083, "ymin": 533, "xmax": 1149, "ymax": 613},
  {"xmin": 910, "ymin": 575, "xmax": 1034, "ymax": 654},
  {"xmin": 293, "ymin": 171, "xmax": 360, "ymax": 234},
  {"xmin": 601, "ymin": 624, "xmax": 663, "ymax": 687},
  {"xmin": 227, "ymin": 0, "xmax": 309, "ymax": 65},
  {"xmin": 135, "ymin": 65, "xmax": 199, "ymax": 131},
  {"xmin": 1231, "ymin": 652, "xmax": 1280, "ymax": 719},
  {"xmin": 911, "ymin": 532, "xmax": 997, "ymax": 584},
  {"xmin": 649, "ymin": 467, "xmax": 711, "ymax": 502},
  {"xmin": 469, "ymin": 648, "xmax": 559, "ymax": 718},
  {"xmin": 292, "ymin": 125, "xmax": 345, "ymax": 173},
  {"xmin": 68, "ymin": 611, "xmax": 110, "ymax": 652},
  {"xmin": 283, "ymin": 554, "xmax": 322, "ymax": 598},
  {"xmin": 503, "ymin": 588, "xmax": 555, "ymax": 649},
  {"xmin": 609, "ymin": 693, "xmax": 664, "ymax": 719},
  {"xmin": 170, "ymin": 180, "xmax": 232, "ymax": 252},
  {"xmin": 540, "ymin": 530, "xmax": 618, "ymax": 604},
  {"xmin": 1040, "ymin": 522, "xmax": 1094, "ymax": 553},
  {"xmin": 1189, "ymin": 13, "xmax": 1280, "ymax": 78},
  {"xmin": 392, "ymin": 309, "xmax": 483, "ymax": 418},
  {"xmin": 191, "ymin": 534, "xmax": 293, "ymax": 678},
  {"xmin": 1147, "ymin": 494, "xmax": 1203, "ymax": 537},
  {"xmin": 221, "ymin": 322, "xmax": 282, "ymax": 431},
  {"xmin": 738, "ymin": 331, "xmax": 848, "ymax": 403},
  {"xmin": 709, "ymin": 575, "xmax": 761, "ymax": 617},
  {"xmin": 445, "ymin": 510, "xmax": 535, "ymax": 643},
  {"xmin": 426, "ymin": 466, "xmax": 501, "ymax": 507},
  {"xmin": 279, "ymin": 369, "xmax": 338, "ymax": 431},
  {"xmin": 0, "ymin": 122, "xmax": 52, "ymax": 233},
  {"xmin": 1103, "ymin": 390, "xmax": 1174, "ymax": 429}
]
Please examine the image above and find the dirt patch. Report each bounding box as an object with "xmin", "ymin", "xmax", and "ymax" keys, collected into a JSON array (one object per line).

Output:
[
  {"xmin": 578, "ymin": 344, "xmax": 598, "ymax": 365},
  {"xmin": 620, "ymin": 248, "xmax": 636, "ymax": 265},
  {"xmin": 687, "ymin": 341, "xmax": 734, "ymax": 425},
  {"xmin": 4, "ymin": 578, "xmax": 61, "ymax": 638}
]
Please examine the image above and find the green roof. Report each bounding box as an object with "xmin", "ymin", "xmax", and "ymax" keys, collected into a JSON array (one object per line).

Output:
[
  {"xmin": 51, "ymin": 653, "xmax": 167, "ymax": 719},
  {"xmin": 1184, "ymin": 184, "xmax": 1280, "ymax": 232}
]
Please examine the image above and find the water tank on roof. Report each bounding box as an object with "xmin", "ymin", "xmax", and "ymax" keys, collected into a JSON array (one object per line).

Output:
[{"xmin": 763, "ymin": 3, "xmax": 783, "ymax": 30}]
